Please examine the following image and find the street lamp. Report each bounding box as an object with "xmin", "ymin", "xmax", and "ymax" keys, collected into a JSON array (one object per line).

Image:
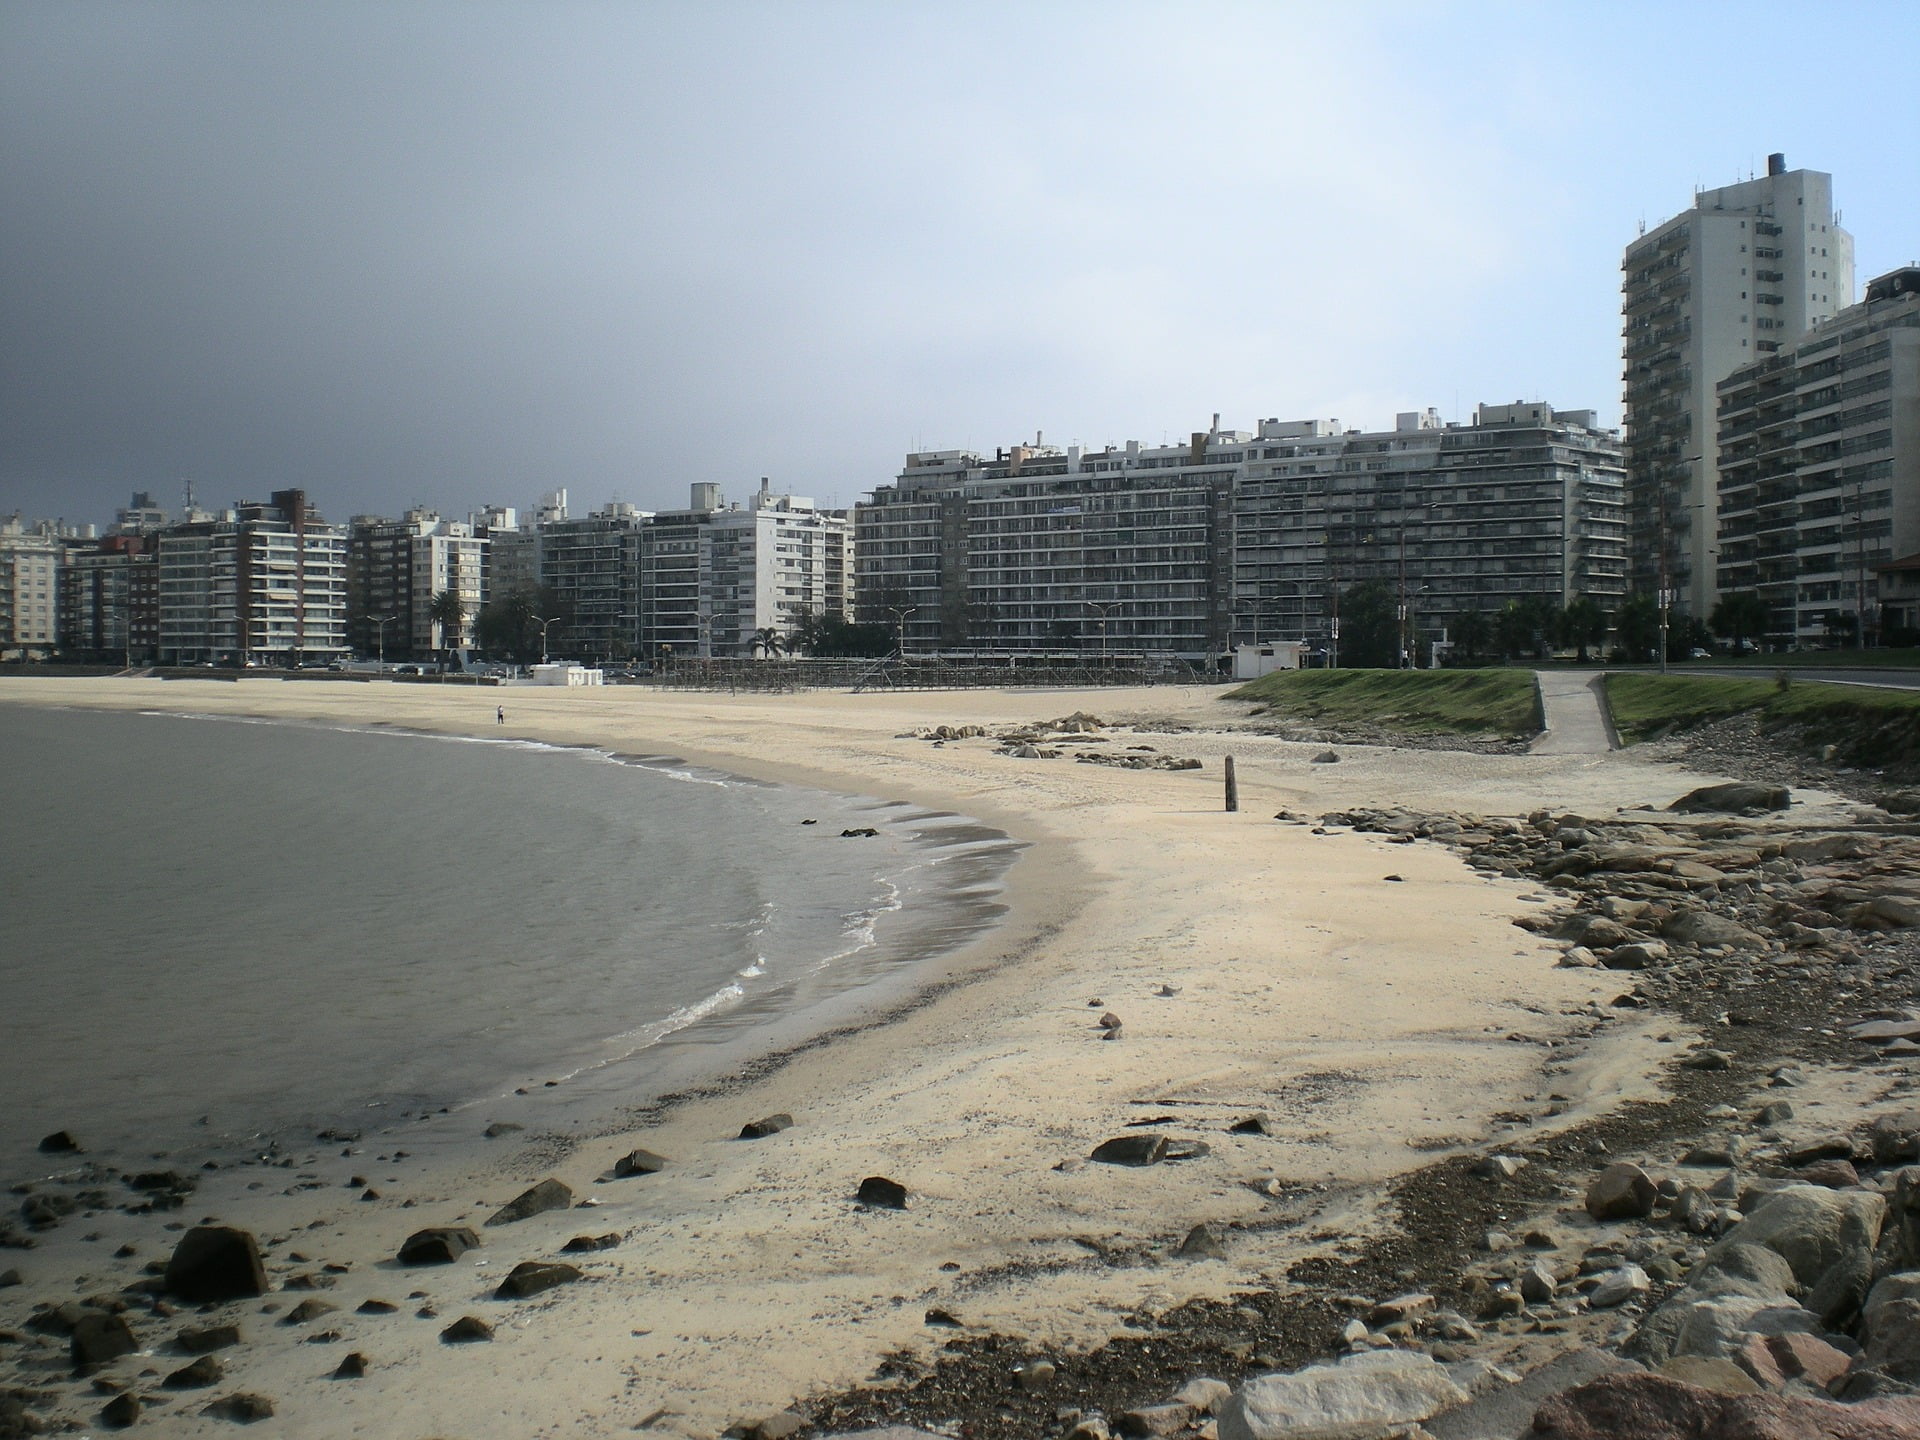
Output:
[
  {"xmin": 530, "ymin": 614, "xmax": 564, "ymax": 666},
  {"xmin": 886, "ymin": 605, "xmax": 918, "ymax": 660},
  {"xmin": 372, "ymin": 614, "xmax": 396, "ymax": 670},
  {"xmin": 1083, "ymin": 599, "xmax": 1123, "ymax": 663}
]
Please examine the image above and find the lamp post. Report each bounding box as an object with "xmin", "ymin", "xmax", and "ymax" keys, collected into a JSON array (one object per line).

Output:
[
  {"xmin": 886, "ymin": 605, "xmax": 918, "ymax": 660},
  {"xmin": 372, "ymin": 614, "xmax": 396, "ymax": 670},
  {"xmin": 530, "ymin": 614, "xmax": 564, "ymax": 666},
  {"xmin": 1083, "ymin": 599, "xmax": 1123, "ymax": 664}
]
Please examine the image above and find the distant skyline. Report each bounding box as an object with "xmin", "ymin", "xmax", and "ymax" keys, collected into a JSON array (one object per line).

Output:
[{"xmin": 4, "ymin": 0, "xmax": 1917, "ymax": 529}]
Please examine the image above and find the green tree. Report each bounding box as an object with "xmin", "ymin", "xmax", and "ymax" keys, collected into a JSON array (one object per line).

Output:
[
  {"xmin": 473, "ymin": 587, "xmax": 570, "ymax": 665},
  {"xmin": 1709, "ymin": 590, "xmax": 1769, "ymax": 654},
  {"xmin": 1558, "ymin": 595, "xmax": 1610, "ymax": 663},
  {"xmin": 1614, "ymin": 593, "xmax": 1659, "ymax": 662},
  {"xmin": 427, "ymin": 589, "xmax": 465, "ymax": 671},
  {"xmin": 1336, "ymin": 581, "xmax": 1397, "ymax": 668},
  {"xmin": 750, "ymin": 626, "xmax": 785, "ymax": 658},
  {"xmin": 1494, "ymin": 596, "xmax": 1554, "ymax": 662},
  {"xmin": 1450, "ymin": 609, "xmax": 1490, "ymax": 664}
]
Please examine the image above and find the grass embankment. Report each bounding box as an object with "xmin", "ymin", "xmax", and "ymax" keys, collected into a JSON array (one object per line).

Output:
[
  {"xmin": 1227, "ymin": 668, "xmax": 1543, "ymax": 738},
  {"xmin": 1604, "ymin": 673, "xmax": 1920, "ymax": 769},
  {"xmin": 1710, "ymin": 647, "xmax": 1920, "ymax": 669}
]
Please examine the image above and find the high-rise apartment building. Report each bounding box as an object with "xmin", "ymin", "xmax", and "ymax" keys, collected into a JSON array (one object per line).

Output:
[
  {"xmin": 1716, "ymin": 266, "xmax": 1920, "ymax": 646},
  {"xmin": 636, "ymin": 483, "xmax": 853, "ymax": 656},
  {"xmin": 345, "ymin": 510, "xmax": 485, "ymax": 660},
  {"xmin": 156, "ymin": 490, "xmax": 348, "ymax": 664},
  {"xmin": 0, "ymin": 516, "xmax": 61, "ymax": 656},
  {"xmin": 854, "ymin": 407, "xmax": 1624, "ymax": 662},
  {"xmin": 536, "ymin": 502, "xmax": 649, "ymax": 661},
  {"xmin": 60, "ymin": 534, "xmax": 159, "ymax": 663},
  {"xmin": 1622, "ymin": 154, "xmax": 1854, "ymax": 620}
]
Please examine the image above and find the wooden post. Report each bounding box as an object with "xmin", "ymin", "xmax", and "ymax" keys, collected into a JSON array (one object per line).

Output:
[{"xmin": 1224, "ymin": 754, "xmax": 1238, "ymax": 812}]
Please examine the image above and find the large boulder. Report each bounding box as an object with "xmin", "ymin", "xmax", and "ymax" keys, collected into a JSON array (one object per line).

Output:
[
  {"xmin": 493, "ymin": 1261, "xmax": 582, "ymax": 1300},
  {"xmin": 1586, "ymin": 1163, "xmax": 1658, "ymax": 1222},
  {"xmin": 1661, "ymin": 910, "xmax": 1763, "ymax": 948},
  {"xmin": 70, "ymin": 1311, "xmax": 138, "ymax": 1368},
  {"xmin": 1668, "ymin": 783, "xmax": 1791, "ymax": 815},
  {"xmin": 485, "ymin": 1178, "xmax": 572, "ymax": 1227},
  {"xmin": 1703, "ymin": 1184, "xmax": 1885, "ymax": 1288},
  {"xmin": 163, "ymin": 1226, "xmax": 268, "ymax": 1303},
  {"xmin": 1529, "ymin": 1372, "xmax": 1920, "ymax": 1439},
  {"xmin": 1217, "ymin": 1350, "xmax": 1469, "ymax": 1440},
  {"xmin": 397, "ymin": 1226, "xmax": 480, "ymax": 1265}
]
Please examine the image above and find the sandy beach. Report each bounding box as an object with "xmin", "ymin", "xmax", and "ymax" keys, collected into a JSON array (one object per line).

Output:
[{"xmin": 0, "ymin": 675, "xmax": 1774, "ymax": 1437}]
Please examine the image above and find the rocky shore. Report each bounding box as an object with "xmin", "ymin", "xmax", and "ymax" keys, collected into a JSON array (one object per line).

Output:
[
  {"xmin": 791, "ymin": 775, "xmax": 1920, "ymax": 1437},
  {"xmin": 11, "ymin": 677, "xmax": 1920, "ymax": 1439}
]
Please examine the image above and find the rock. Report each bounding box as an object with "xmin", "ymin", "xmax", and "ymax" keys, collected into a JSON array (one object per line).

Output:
[
  {"xmin": 356, "ymin": 1299, "xmax": 398, "ymax": 1314},
  {"xmin": 440, "ymin": 1315, "xmax": 493, "ymax": 1343},
  {"xmin": 163, "ymin": 1226, "xmax": 268, "ymax": 1303},
  {"xmin": 1682, "ymin": 1049, "xmax": 1735, "ymax": 1071},
  {"xmin": 483, "ymin": 1121, "xmax": 524, "ymax": 1138},
  {"xmin": 1177, "ymin": 1378, "xmax": 1233, "ymax": 1415},
  {"xmin": 1661, "ymin": 910, "xmax": 1762, "ymax": 948},
  {"xmin": 1473, "ymin": 1154, "xmax": 1526, "ymax": 1179},
  {"xmin": 1861, "ymin": 1297, "xmax": 1920, "ymax": 1381},
  {"xmin": 1520, "ymin": 1263, "xmax": 1557, "ymax": 1303},
  {"xmin": 1667, "ymin": 783, "xmax": 1791, "ymax": 815},
  {"xmin": 100, "ymin": 1392, "xmax": 140, "ymax": 1428},
  {"xmin": 1014, "ymin": 1361, "xmax": 1056, "ymax": 1391},
  {"xmin": 1177, "ymin": 1224, "xmax": 1227, "ymax": 1259},
  {"xmin": 1586, "ymin": 1163, "xmax": 1658, "ymax": 1221},
  {"xmin": 1871, "ymin": 1114, "xmax": 1920, "ymax": 1164},
  {"xmin": 1589, "ymin": 1266, "xmax": 1651, "ymax": 1309},
  {"xmin": 70, "ymin": 1311, "xmax": 138, "ymax": 1368},
  {"xmin": 1799, "ymin": 1158, "xmax": 1863, "ymax": 1190},
  {"xmin": 750, "ymin": 1412, "xmax": 806, "ymax": 1440},
  {"xmin": 1529, "ymin": 1372, "xmax": 1920, "ymax": 1439},
  {"xmin": 739, "ymin": 1114, "xmax": 794, "ymax": 1139},
  {"xmin": 20, "ymin": 1192, "xmax": 77, "ymax": 1228},
  {"xmin": 1230, "ymin": 1114, "xmax": 1274, "ymax": 1136},
  {"xmin": 560, "ymin": 1232, "xmax": 622, "ymax": 1253},
  {"xmin": 0, "ymin": 1268, "xmax": 19, "ymax": 1288},
  {"xmin": 1738, "ymin": 1332, "xmax": 1853, "ymax": 1391},
  {"xmin": 494, "ymin": 1261, "xmax": 582, "ymax": 1299},
  {"xmin": 333, "ymin": 1351, "xmax": 368, "ymax": 1379},
  {"xmin": 202, "ymin": 1392, "xmax": 275, "ymax": 1423},
  {"xmin": 164, "ymin": 1354, "xmax": 224, "ymax": 1389},
  {"xmin": 397, "ymin": 1226, "xmax": 480, "ymax": 1265},
  {"xmin": 1605, "ymin": 941, "xmax": 1671, "ymax": 970},
  {"xmin": 1218, "ymin": 1350, "xmax": 1470, "ymax": 1440},
  {"xmin": 1116, "ymin": 1403, "xmax": 1193, "ymax": 1436},
  {"xmin": 485, "ymin": 1177, "xmax": 572, "ymax": 1226},
  {"xmin": 282, "ymin": 1298, "xmax": 337, "ymax": 1325},
  {"xmin": 856, "ymin": 1176, "xmax": 908, "ymax": 1210},
  {"xmin": 611, "ymin": 1149, "xmax": 668, "ymax": 1178},
  {"xmin": 1703, "ymin": 1184, "xmax": 1885, "ymax": 1288},
  {"xmin": 176, "ymin": 1323, "xmax": 242, "ymax": 1354},
  {"xmin": 37, "ymin": 1131, "xmax": 80, "ymax": 1154},
  {"xmin": 1091, "ymin": 1134, "xmax": 1167, "ymax": 1167},
  {"xmin": 1786, "ymin": 1137, "xmax": 1856, "ymax": 1166},
  {"xmin": 1311, "ymin": 750, "xmax": 1340, "ymax": 764},
  {"xmin": 1657, "ymin": 1355, "xmax": 1761, "ymax": 1394}
]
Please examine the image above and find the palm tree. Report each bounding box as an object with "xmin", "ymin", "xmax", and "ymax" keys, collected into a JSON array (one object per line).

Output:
[
  {"xmin": 427, "ymin": 589, "xmax": 465, "ymax": 672},
  {"xmin": 750, "ymin": 627, "xmax": 785, "ymax": 659}
]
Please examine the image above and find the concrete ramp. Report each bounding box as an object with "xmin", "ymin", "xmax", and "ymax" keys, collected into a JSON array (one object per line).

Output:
[{"xmin": 1530, "ymin": 670, "xmax": 1617, "ymax": 754}]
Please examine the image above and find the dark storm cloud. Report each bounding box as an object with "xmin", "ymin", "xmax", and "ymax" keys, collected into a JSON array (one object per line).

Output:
[{"xmin": 3, "ymin": 2, "xmax": 1916, "ymax": 530}]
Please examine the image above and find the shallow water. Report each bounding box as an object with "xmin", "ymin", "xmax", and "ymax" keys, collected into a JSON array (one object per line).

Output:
[{"xmin": 0, "ymin": 704, "xmax": 1013, "ymax": 1179}]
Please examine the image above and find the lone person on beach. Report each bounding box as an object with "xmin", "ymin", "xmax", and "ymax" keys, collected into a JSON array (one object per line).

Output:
[{"xmin": 496, "ymin": 706, "xmax": 505, "ymax": 725}]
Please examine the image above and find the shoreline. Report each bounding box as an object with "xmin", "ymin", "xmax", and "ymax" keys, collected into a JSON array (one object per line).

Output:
[{"xmin": 0, "ymin": 676, "xmax": 1772, "ymax": 1437}]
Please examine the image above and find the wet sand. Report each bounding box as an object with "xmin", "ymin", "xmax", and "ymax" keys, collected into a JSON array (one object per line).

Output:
[{"xmin": 0, "ymin": 676, "xmax": 1762, "ymax": 1437}]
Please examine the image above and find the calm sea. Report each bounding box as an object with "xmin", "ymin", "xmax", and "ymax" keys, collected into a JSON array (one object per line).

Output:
[{"xmin": 0, "ymin": 703, "xmax": 1013, "ymax": 1181}]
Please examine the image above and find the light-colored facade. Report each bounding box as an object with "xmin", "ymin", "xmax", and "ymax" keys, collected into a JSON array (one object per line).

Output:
[
  {"xmin": 345, "ymin": 510, "xmax": 485, "ymax": 660},
  {"xmin": 155, "ymin": 490, "xmax": 348, "ymax": 664},
  {"xmin": 0, "ymin": 517, "xmax": 61, "ymax": 655},
  {"xmin": 635, "ymin": 482, "xmax": 853, "ymax": 656},
  {"xmin": 1716, "ymin": 267, "xmax": 1920, "ymax": 646},
  {"xmin": 1622, "ymin": 155, "xmax": 1854, "ymax": 620},
  {"xmin": 855, "ymin": 406, "xmax": 1624, "ymax": 662}
]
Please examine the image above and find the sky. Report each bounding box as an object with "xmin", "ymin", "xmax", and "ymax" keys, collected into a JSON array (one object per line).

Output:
[{"xmin": 3, "ymin": 0, "xmax": 1917, "ymax": 529}]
